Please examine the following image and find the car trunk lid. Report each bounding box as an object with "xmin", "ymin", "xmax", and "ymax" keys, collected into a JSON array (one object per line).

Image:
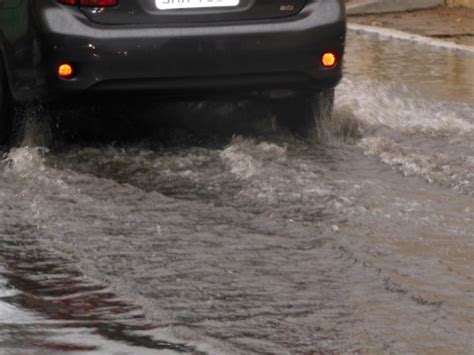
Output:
[{"xmin": 80, "ymin": 0, "xmax": 309, "ymax": 25}]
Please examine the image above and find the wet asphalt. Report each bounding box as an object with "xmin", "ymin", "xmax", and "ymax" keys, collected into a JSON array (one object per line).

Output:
[{"xmin": 0, "ymin": 33, "xmax": 473, "ymax": 354}]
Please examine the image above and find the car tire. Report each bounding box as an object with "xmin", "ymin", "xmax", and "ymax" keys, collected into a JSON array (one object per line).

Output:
[
  {"xmin": 0, "ymin": 57, "xmax": 12, "ymax": 146},
  {"xmin": 272, "ymin": 88, "xmax": 335, "ymax": 137}
]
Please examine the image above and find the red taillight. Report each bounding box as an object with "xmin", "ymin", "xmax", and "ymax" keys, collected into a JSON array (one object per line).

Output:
[
  {"xmin": 80, "ymin": 0, "xmax": 118, "ymax": 6},
  {"xmin": 58, "ymin": 0, "xmax": 118, "ymax": 6},
  {"xmin": 58, "ymin": 0, "xmax": 77, "ymax": 4},
  {"xmin": 58, "ymin": 64, "xmax": 74, "ymax": 79},
  {"xmin": 321, "ymin": 52, "xmax": 337, "ymax": 68}
]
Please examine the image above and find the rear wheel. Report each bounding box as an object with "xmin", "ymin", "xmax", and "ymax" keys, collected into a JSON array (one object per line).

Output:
[
  {"xmin": 0, "ymin": 57, "xmax": 12, "ymax": 146},
  {"xmin": 272, "ymin": 89, "xmax": 335, "ymax": 137}
]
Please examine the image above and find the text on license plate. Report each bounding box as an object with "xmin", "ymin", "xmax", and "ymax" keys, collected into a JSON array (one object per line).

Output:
[{"xmin": 156, "ymin": 0, "xmax": 240, "ymax": 10}]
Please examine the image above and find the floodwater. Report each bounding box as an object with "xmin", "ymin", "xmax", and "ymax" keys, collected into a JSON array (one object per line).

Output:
[{"xmin": 1, "ymin": 33, "xmax": 473, "ymax": 354}]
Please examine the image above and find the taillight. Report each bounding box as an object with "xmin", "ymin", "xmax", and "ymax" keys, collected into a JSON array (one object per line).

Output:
[
  {"xmin": 80, "ymin": 0, "xmax": 118, "ymax": 6},
  {"xmin": 58, "ymin": 0, "xmax": 118, "ymax": 6},
  {"xmin": 321, "ymin": 52, "xmax": 337, "ymax": 68},
  {"xmin": 58, "ymin": 63, "xmax": 75, "ymax": 79}
]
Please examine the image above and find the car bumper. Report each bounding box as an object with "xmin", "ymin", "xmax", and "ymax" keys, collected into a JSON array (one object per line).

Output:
[{"xmin": 15, "ymin": 0, "xmax": 345, "ymax": 101}]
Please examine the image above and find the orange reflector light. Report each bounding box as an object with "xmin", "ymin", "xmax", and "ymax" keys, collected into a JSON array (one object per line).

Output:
[
  {"xmin": 321, "ymin": 52, "xmax": 337, "ymax": 68},
  {"xmin": 58, "ymin": 64, "xmax": 74, "ymax": 79}
]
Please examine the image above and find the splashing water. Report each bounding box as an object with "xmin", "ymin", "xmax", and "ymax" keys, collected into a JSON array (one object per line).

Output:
[
  {"xmin": 12, "ymin": 105, "xmax": 53, "ymax": 148},
  {"xmin": 336, "ymin": 79, "xmax": 474, "ymax": 137},
  {"xmin": 3, "ymin": 147, "xmax": 48, "ymax": 174}
]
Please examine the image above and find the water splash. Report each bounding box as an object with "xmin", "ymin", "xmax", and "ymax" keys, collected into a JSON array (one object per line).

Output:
[
  {"xmin": 11, "ymin": 105, "xmax": 53, "ymax": 148},
  {"xmin": 3, "ymin": 147, "xmax": 48, "ymax": 175},
  {"xmin": 220, "ymin": 136, "xmax": 287, "ymax": 180},
  {"xmin": 336, "ymin": 79, "xmax": 474, "ymax": 136},
  {"xmin": 359, "ymin": 136, "xmax": 474, "ymax": 196}
]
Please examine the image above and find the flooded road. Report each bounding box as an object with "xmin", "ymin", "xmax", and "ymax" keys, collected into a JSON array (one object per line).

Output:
[{"xmin": 1, "ymin": 33, "xmax": 473, "ymax": 354}]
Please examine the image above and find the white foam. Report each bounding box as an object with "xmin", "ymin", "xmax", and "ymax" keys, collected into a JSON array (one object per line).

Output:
[
  {"xmin": 220, "ymin": 137, "xmax": 287, "ymax": 180},
  {"xmin": 336, "ymin": 79, "xmax": 474, "ymax": 136},
  {"xmin": 3, "ymin": 147, "xmax": 48, "ymax": 174},
  {"xmin": 359, "ymin": 136, "xmax": 474, "ymax": 195}
]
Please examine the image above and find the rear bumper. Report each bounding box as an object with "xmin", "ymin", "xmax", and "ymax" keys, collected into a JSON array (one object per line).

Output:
[{"xmin": 12, "ymin": 0, "xmax": 345, "ymax": 101}]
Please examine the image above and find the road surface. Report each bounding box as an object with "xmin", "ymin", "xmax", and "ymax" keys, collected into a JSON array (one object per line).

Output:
[{"xmin": 1, "ymin": 33, "xmax": 473, "ymax": 354}]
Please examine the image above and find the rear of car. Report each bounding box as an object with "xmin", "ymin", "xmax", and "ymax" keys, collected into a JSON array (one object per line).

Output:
[{"xmin": 0, "ymin": 0, "xmax": 346, "ymax": 140}]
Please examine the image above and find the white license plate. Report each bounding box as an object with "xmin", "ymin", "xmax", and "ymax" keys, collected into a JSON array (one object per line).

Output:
[{"xmin": 156, "ymin": 0, "xmax": 240, "ymax": 10}]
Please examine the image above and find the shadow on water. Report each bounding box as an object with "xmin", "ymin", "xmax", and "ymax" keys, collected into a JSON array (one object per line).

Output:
[
  {"xmin": 46, "ymin": 96, "xmax": 275, "ymax": 148},
  {"xmin": 0, "ymin": 223, "xmax": 199, "ymax": 354}
]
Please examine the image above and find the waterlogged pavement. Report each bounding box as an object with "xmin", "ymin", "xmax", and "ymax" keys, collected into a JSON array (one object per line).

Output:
[{"xmin": 0, "ymin": 34, "xmax": 473, "ymax": 354}]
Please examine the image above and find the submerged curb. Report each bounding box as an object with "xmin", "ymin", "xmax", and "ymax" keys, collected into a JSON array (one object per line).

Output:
[
  {"xmin": 346, "ymin": 0, "xmax": 444, "ymax": 15},
  {"xmin": 348, "ymin": 23, "xmax": 474, "ymax": 55}
]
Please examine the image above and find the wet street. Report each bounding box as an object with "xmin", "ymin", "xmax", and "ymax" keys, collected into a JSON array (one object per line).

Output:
[{"xmin": 1, "ymin": 33, "xmax": 473, "ymax": 354}]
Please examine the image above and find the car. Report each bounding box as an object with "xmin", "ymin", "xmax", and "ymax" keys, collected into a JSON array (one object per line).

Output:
[{"xmin": 0, "ymin": 0, "xmax": 346, "ymax": 143}]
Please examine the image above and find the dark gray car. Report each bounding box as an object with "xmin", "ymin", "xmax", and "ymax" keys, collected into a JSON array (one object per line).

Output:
[{"xmin": 0, "ymin": 0, "xmax": 346, "ymax": 142}]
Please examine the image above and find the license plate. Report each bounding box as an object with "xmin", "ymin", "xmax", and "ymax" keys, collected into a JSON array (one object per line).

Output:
[{"xmin": 156, "ymin": 0, "xmax": 240, "ymax": 10}]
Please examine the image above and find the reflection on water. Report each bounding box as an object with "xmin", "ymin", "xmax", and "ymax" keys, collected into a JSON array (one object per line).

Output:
[
  {"xmin": 344, "ymin": 33, "xmax": 474, "ymax": 103},
  {"xmin": 0, "ymin": 224, "xmax": 197, "ymax": 354}
]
